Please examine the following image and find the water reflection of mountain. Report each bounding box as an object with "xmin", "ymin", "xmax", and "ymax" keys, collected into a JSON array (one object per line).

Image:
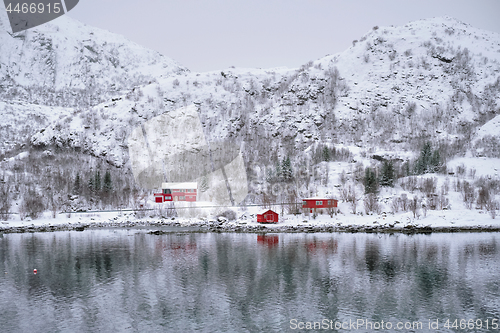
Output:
[{"xmin": 0, "ymin": 232, "xmax": 499, "ymax": 332}]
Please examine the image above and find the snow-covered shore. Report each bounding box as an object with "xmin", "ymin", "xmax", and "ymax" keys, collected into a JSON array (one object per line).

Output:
[{"xmin": 1, "ymin": 207, "xmax": 499, "ymax": 234}]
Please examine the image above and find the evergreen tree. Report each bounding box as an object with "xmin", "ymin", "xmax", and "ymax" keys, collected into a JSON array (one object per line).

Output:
[
  {"xmin": 200, "ymin": 175, "xmax": 209, "ymax": 192},
  {"xmin": 103, "ymin": 171, "xmax": 112, "ymax": 193},
  {"xmin": 88, "ymin": 174, "xmax": 94, "ymax": 194},
  {"xmin": 430, "ymin": 149, "xmax": 441, "ymax": 172},
  {"xmin": 322, "ymin": 146, "xmax": 331, "ymax": 162},
  {"xmin": 73, "ymin": 173, "xmax": 81, "ymax": 194},
  {"xmin": 414, "ymin": 142, "xmax": 432, "ymax": 175},
  {"xmin": 275, "ymin": 160, "xmax": 282, "ymax": 181},
  {"xmin": 94, "ymin": 171, "xmax": 101, "ymax": 193},
  {"xmin": 281, "ymin": 156, "xmax": 293, "ymax": 182},
  {"xmin": 364, "ymin": 167, "xmax": 378, "ymax": 194},
  {"xmin": 380, "ymin": 160, "xmax": 395, "ymax": 187}
]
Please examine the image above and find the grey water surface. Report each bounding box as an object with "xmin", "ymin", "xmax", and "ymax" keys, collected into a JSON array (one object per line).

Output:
[{"xmin": 1, "ymin": 230, "xmax": 499, "ymax": 332}]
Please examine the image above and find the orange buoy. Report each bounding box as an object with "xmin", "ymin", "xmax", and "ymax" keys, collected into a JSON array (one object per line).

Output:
[{"xmin": 33, "ymin": 269, "xmax": 37, "ymax": 274}]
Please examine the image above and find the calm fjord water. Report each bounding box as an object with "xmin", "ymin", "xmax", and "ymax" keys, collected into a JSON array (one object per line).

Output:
[{"xmin": 1, "ymin": 230, "xmax": 499, "ymax": 332}]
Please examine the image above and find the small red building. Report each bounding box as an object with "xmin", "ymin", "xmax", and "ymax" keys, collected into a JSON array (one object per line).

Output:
[
  {"xmin": 154, "ymin": 182, "xmax": 197, "ymax": 203},
  {"xmin": 302, "ymin": 198, "xmax": 338, "ymax": 214},
  {"xmin": 257, "ymin": 209, "xmax": 279, "ymax": 223}
]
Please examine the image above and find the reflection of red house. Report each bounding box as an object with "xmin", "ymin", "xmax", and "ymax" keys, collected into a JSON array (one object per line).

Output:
[
  {"xmin": 305, "ymin": 239, "xmax": 338, "ymax": 253},
  {"xmin": 154, "ymin": 182, "xmax": 197, "ymax": 203},
  {"xmin": 257, "ymin": 209, "xmax": 279, "ymax": 223},
  {"xmin": 257, "ymin": 234, "xmax": 279, "ymax": 247},
  {"xmin": 302, "ymin": 198, "xmax": 338, "ymax": 214}
]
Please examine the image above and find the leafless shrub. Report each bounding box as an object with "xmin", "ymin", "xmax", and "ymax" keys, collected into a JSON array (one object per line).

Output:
[
  {"xmin": 443, "ymin": 178, "xmax": 450, "ymax": 195},
  {"xmin": 400, "ymin": 176, "xmax": 418, "ymax": 193},
  {"xmin": 400, "ymin": 193, "xmax": 409, "ymax": 211},
  {"xmin": 486, "ymin": 199, "xmax": 498, "ymax": 219},
  {"xmin": 347, "ymin": 185, "xmax": 358, "ymax": 214},
  {"xmin": 437, "ymin": 187, "xmax": 449, "ymax": 210},
  {"xmin": 409, "ymin": 196, "xmax": 420, "ymax": 218},
  {"xmin": 477, "ymin": 186, "xmax": 490, "ymax": 209},
  {"xmin": 0, "ymin": 183, "xmax": 10, "ymax": 220},
  {"xmin": 456, "ymin": 164, "xmax": 466, "ymax": 178},
  {"xmin": 421, "ymin": 177, "xmax": 437, "ymax": 196},
  {"xmin": 287, "ymin": 189, "xmax": 301, "ymax": 215},
  {"xmin": 364, "ymin": 193, "xmax": 380, "ymax": 215},
  {"xmin": 339, "ymin": 170, "xmax": 348, "ymax": 186},
  {"xmin": 20, "ymin": 190, "xmax": 45, "ymax": 219},
  {"xmin": 391, "ymin": 197, "xmax": 400, "ymax": 213},
  {"xmin": 217, "ymin": 209, "xmax": 237, "ymax": 221}
]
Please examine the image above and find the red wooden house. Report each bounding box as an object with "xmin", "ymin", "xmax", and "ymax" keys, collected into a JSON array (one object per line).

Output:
[
  {"xmin": 302, "ymin": 198, "xmax": 338, "ymax": 215},
  {"xmin": 154, "ymin": 182, "xmax": 197, "ymax": 203},
  {"xmin": 257, "ymin": 209, "xmax": 279, "ymax": 223}
]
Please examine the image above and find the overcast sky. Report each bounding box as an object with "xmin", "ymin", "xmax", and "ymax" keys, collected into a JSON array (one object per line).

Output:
[{"xmin": 67, "ymin": 0, "xmax": 500, "ymax": 73}]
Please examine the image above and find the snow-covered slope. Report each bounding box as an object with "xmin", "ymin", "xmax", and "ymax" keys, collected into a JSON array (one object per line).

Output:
[
  {"xmin": 0, "ymin": 8, "xmax": 188, "ymax": 108},
  {"xmin": 0, "ymin": 7, "xmax": 188, "ymax": 155},
  {"xmin": 29, "ymin": 17, "xmax": 500, "ymax": 169}
]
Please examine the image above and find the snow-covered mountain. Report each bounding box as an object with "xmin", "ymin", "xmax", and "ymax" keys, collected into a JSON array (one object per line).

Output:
[
  {"xmin": 27, "ymin": 16, "xmax": 500, "ymax": 169},
  {"xmin": 0, "ymin": 8, "xmax": 187, "ymax": 154},
  {"xmin": 0, "ymin": 10, "xmax": 187, "ymax": 106}
]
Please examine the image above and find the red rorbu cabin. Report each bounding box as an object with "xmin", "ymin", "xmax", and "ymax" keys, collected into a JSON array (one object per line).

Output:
[
  {"xmin": 302, "ymin": 198, "xmax": 338, "ymax": 215},
  {"xmin": 154, "ymin": 182, "xmax": 197, "ymax": 203},
  {"xmin": 257, "ymin": 209, "xmax": 279, "ymax": 223}
]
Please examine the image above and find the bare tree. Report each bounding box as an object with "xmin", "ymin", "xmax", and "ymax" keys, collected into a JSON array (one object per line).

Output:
[
  {"xmin": 409, "ymin": 196, "xmax": 420, "ymax": 218},
  {"xmin": 20, "ymin": 189, "xmax": 45, "ymax": 220},
  {"xmin": 485, "ymin": 198, "xmax": 498, "ymax": 219},
  {"xmin": 391, "ymin": 197, "xmax": 400, "ymax": 213},
  {"xmin": 287, "ymin": 189, "xmax": 300, "ymax": 215},
  {"xmin": 477, "ymin": 186, "xmax": 490, "ymax": 210},
  {"xmin": 400, "ymin": 193, "xmax": 409, "ymax": 212},
  {"xmin": 364, "ymin": 193, "xmax": 380, "ymax": 215},
  {"xmin": 462, "ymin": 181, "xmax": 475, "ymax": 210},
  {"xmin": 327, "ymin": 195, "xmax": 337, "ymax": 217},
  {"xmin": 347, "ymin": 184, "xmax": 358, "ymax": 214},
  {"xmin": 0, "ymin": 183, "xmax": 10, "ymax": 221}
]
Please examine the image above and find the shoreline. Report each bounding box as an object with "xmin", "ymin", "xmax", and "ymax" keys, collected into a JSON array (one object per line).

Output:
[
  {"xmin": 2, "ymin": 219, "xmax": 500, "ymax": 234},
  {"xmin": 2, "ymin": 208, "xmax": 499, "ymax": 234}
]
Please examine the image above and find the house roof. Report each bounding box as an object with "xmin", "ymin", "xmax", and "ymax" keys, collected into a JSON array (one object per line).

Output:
[
  {"xmin": 302, "ymin": 197, "xmax": 335, "ymax": 200},
  {"xmin": 162, "ymin": 182, "xmax": 197, "ymax": 189},
  {"xmin": 258, "ymin": 209, "xmax": 277, "ymax": 215}
]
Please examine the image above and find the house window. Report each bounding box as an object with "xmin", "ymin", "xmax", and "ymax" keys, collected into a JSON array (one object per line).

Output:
[
  {"xmin": 328, "ymin": 200, "xmax": 331, "ymax": 205},
  {"xmin": 316, "ymin": 201, "xmax": 322, "ymax": 206},
  {"xmin": 163, "ymin": 189, "xmax": 171, "ymax": 194},
  {"xmin": 302, "ymin": 201, "xmax": 307, "ymax": 206},
  {"xmin": 180, "ymin": 196, "xmax": 185, "ymax": 200},
  {"xmin": 180, "ymin": 189, "xmax": 185, "ymax": 192}
]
